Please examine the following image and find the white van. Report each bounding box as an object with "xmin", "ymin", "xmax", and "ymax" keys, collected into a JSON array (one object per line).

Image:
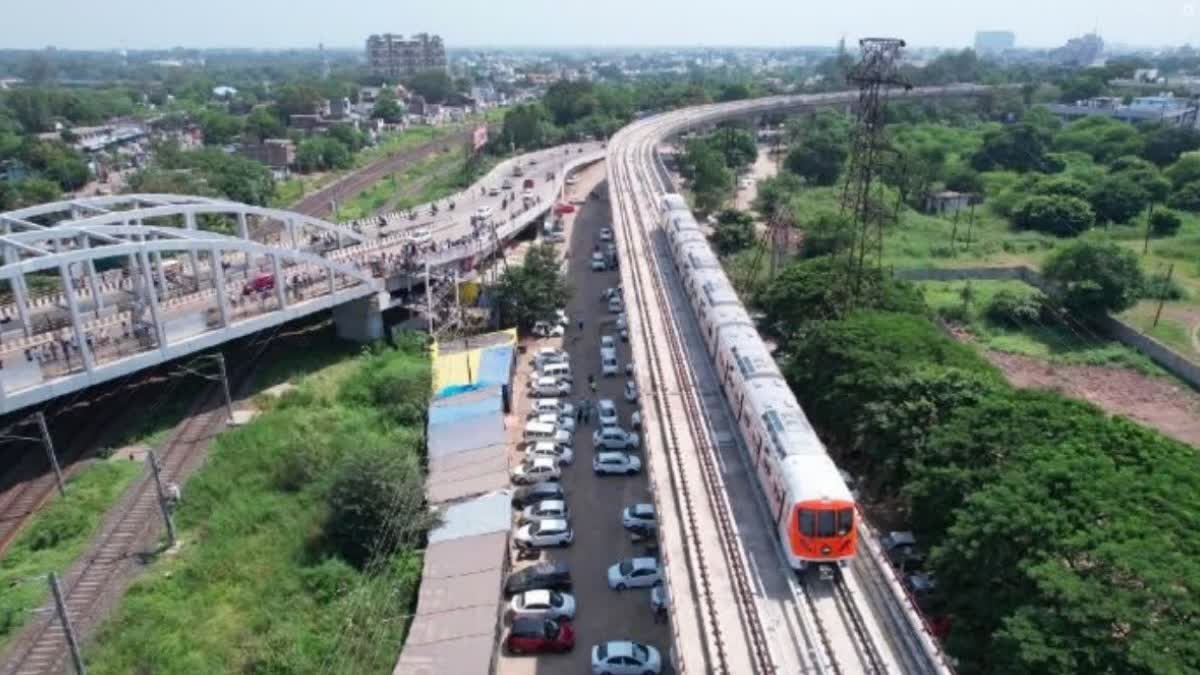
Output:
[
  {"xmin": 529, "ymin": 398, "xmax": 575, "ymax": 419},
  {"xmin": 525, "ymin": 420, "xmax": 572, "ymax": 445},
  {"xmin": 539, "ymin": 362, "xmax": 573, "ymax": 383},
  {"xmin": 601, "ymin": 351, "xmax": 620, "ymax": 377}
]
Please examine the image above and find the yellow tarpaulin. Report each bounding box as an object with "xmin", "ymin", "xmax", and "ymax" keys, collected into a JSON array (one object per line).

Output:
[{"xmin": 431, "ymin": 329, "xmax": 517, "ymax": 392}]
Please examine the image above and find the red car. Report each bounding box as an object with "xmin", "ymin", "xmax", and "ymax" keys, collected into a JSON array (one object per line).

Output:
[
  {"xmin": 242, "ymin": 273, "xmax": 275, "ymax": 296},
  {"xmin": 505, "ymin": 617, "xmax": 574, "ymax": 655},
  {"xmin": 553, "ymin": 203, "xmax": 576, "ymax": 215}
]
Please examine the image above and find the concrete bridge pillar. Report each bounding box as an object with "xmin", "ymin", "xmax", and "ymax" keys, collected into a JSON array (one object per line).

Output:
[{"xmin": 333, "ymin": 293, "xmax": 385, "ymax": 343}]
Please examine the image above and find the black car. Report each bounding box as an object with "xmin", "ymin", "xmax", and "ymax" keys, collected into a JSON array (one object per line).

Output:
[
  {"xmin": 511, "ymin": 482, "xmax": 565, "ymax": 509},
  {"xmin": 504, "ymin": 561, "xmax": 573, "ymax": 595}
]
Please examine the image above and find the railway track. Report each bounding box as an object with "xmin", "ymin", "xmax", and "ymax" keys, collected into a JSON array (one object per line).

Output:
[{"xmin": 611, "ymin": 120, "xmax": 773, "ymax": 674}]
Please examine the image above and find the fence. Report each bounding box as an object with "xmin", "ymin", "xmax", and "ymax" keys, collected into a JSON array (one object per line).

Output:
[{"xmin": 894, "ymin": 265, "xmax": 1200, "ymax": 392}]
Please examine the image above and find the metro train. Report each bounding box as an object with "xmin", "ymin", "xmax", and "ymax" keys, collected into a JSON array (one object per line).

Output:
[{"xmin": 660, "ymin": 194, "xmax": 857, "ymax": 571}]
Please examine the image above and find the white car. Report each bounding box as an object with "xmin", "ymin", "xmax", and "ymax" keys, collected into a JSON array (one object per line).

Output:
[
  {"xmin": 600, "ymin": 335, "xmax": 616, "ymax": 351},
  {"xmin": 601, "ymin": 352, "xmax": 620, "ymax": 377},
  {"xmin": 622, "ymin": 503, "xmax": 656, "ymax": 532},
  {"xmin": 475, "ymin": 205, "xmax": 493, "ymax": 220},
  {"xmin": 597, "ymin": 399, "xmax": 619, "ymax": 427},
  {"xmin": 600, "ymin": 227, "xmax": 613, "ymax": 241},
  {"xmin": 630, "ymin": 410, "xmax": 641, "ymax": 429},
  {"xmin": 624, "ymin": 380, "xmax": 638, "ymax": 402},
  {"xmin": 607, "ymin": 557, "xmax": 662, "ymax": 590},
  {"xmin": 522, "ymin": 499, "xmax": 571, "ymax": 524},
  {"xmin": 593, "ymin": 451, "xmax": 642, "ymax": 476},
  {"xmin": 615, "ymin": 313, "xmax": 627, "ymax": 330},
  {"xmin": 511, "ymin": 457, "xmax": 562, "ymax": 485},
  {"xmin": 530, "ymin": 347, "xmax": 569, "ymax": 369},
  {"xmin": 594, "ymin": 426, "xmax": 640, "ymax": 450},
  {"xmin": 529, "ymin": 398, "xmax": 575, "ymax": 419},
  {"xmin": 591, "ymin": 641, "xmax": 663, "ymax": 675},
  {"xmin": 554, "ymin": 309, "xmax": 569, "ymax": 327},
  {"xmin": 510, "ymin": 589, "xmax": 577, "ymax": 621},
  {"xmin": 529, "ymin": 377, "xmax": 572, "ymax": 398},
  {"xmin": 532, "ymin": 320, "xmax": 565, "ymax": 338},
  {"xmin": 602, "ymin": 287, "xmax": 621, "ymax": 302},
  {"xmin": 525, "ymin": 440, "xmax": 575, "ymax": 465},
  {"xmin": 591, "ymin": 252, "xmax": 607, "ymax": 271},
  {"xmin": 535, "ymin": 412, "xmax": 576, "ymax": 434},
  {"xmin": 514, "ymin": 518, "xmax": 575, "ymax": 549},
  {"xmin": 607, "ymin": 297, "xmax": 623, "ymax": 313}
]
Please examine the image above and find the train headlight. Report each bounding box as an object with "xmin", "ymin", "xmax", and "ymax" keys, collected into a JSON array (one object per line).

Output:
[{"xmin": 821, "ymin": 545, "xmax": 832, "ymax": 556}]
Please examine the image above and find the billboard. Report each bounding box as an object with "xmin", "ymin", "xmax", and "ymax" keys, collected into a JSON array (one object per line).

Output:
[{"xmin": 472, "ymin": 125, "xmax": 488, "ymax": 152}]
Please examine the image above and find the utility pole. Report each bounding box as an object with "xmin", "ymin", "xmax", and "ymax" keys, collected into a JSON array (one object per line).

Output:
[
  {"xmin": 965, "ymin": 202, "xmax": 977, "ymax": 249},
  {"xmin": 949, "ymin": 206, "xmax": 961, "ymax": 254},
  {"xmin": 147, "ymin": 451, "xmax": 177, "ymax": 548},
  {"xmin": 36, "ymin": 412, "xmax": 65, "ymax": 497},
  {"xmin": 1143, "ymin": 202, "xmax": 1156, "ymax": 255},
  {"xmin": 213, "ymin": 353, "xmax": 233, "ymax": 423},
  {"xmin": 1153, "ymin": 264, "xmax": 1175, "ymax": 328},
  {"xmin": 425, "ymin": 261, "xmax": 434, "ymax": 335},
  {"xmin": 49, "ymin": 572, "xmax": 87, "ymax": 675}
]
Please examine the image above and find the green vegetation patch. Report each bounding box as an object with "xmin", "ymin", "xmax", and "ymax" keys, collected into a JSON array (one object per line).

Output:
[
  {"xmin": 84, "ymin": 338, "xmax": 435, "ymax": 675},
  {"xmin": 0, "ymin": 460, "xmax": 142, "ymax": 651}
]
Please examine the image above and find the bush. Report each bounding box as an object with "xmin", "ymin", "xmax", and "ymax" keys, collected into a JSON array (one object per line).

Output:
[
  {"xmin": 338, "ymin": 347, "xmax": 431, "ymax": 426},
  {"xmin": 1148, "ymin": 208, "xmax": 1183, "ymax": 237},
  {"xmin": 1011, "ymin": 194, "xmax": 1095, "ymax": 236},
  {"xmin": 1167, "ymin": 180, "xmax": 1200, "ymax": 211},
  {"xmin": 983, "ymin": 289, "xmax": 1049, "ymax": 328},
  {"xmin": 325, "ymin": 449, "xmax": 436, "ymax": 568},
  {"xmin": 1142, "ymin": 274, "xmax": 1189, "ymax": 301},
  {"xmin": 1043, "ymin": 240, "xmax": 1145, "ymax": 316}
]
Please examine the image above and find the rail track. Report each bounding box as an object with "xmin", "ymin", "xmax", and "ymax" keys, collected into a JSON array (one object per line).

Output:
[{"xmin": 612, "ymin": 119, "xmax": 774, "ymax": 673}]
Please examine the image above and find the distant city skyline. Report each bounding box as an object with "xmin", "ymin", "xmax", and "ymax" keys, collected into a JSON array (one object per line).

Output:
[{"xmin": 1, "ymin": 0, "xmax": 1197, "ymax": 51}]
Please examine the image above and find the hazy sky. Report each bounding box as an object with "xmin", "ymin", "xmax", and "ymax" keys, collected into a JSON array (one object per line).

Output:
[{"xmin": 3, "ymin": 0, "xmax": 1199, "ymax": 50}]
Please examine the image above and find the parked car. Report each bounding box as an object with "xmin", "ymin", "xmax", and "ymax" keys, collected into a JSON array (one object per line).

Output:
[
  {"xmin": 630, "ymin": 410, "xmax": 641, "ymax": 430},
  {"xmin": 525, "ymin": 440, "xmax": 575, "ymax": 466},
  {"xmin": 522, "ymin": 499, "xmax": 571, "ymax": 524},
  {"xmin": 510, "ymin": 589, "xmax": 577, "ymax": 621},
  {"xmin": 506, "ymin": 617, "xmax": 575, "ymax": 655},
  {"xmin": 504, "ymin": 560, "xmax": 571, "ymax": 594},
  {"xmin": 530, "ymin": 347, "xmax": 569, "ymax": 369},
  {"xmin": 600, "ymin": 227, "xmax": 613, "ymax": 241},
  {"xmin": 601, "ymin": 351, "xmax": 620, "ymax": 376},
  {"xmin": 535, "ymin": 411, "xmax": 577, "ymax": 434},
  {"xmin": 607, "ymin": 557, "xmax": 662, "ymax": 590},
  {"xmin": 591, "ymin": 252, "xmax": 607, "ymax": 271},
  {"xmin": 532, "ymin": 320, "xmax": 565, "ymax": 338},
  {"xmin": 593, "ymin": 451, "xmax": 642, "ymax": 476},
  {"xmin": 554, "ymin": 309, "xmax": 570, "ymax": 326},
  {"xmin": 624, "ymin": 380, "xmax": 638, "ymax": 402},
  {"xmin": 511, "ymin": 457, "xmax": 562, "ymax": 485},
  {"xmin": 621, "ymin": 503, "xmax": 657, "ymax": 533},
  {"xmin": 607, "ymin": 297, "xmax": 623, "ymax": 313},
  {"xmin": 529, "ymin": 398, "xmax": 575, "ymax": 419},
  {"xmin": 600, "ymin": 335, "xmax": 616, "ymax": 351},
  {"xmin": 597, "ymin": 399, "xmax": 619, "ymax": 427},
  {"xmin": 594, "ymin": 426, "xmax": 640, "ymax": 450},
  {"xmin": 591, "ymin": 641, "xmax": 662, "ymax": 675},
  {"xmin": 514, "ymin": 518, "xmax": 575, "ymax": 548},
  {"xmin": 511, "ymin": 482, "xmax": 565, "ymax": 509},
  {"xmin": 529, "ymin": 376, "xmax": 572, "ymax": 398}
]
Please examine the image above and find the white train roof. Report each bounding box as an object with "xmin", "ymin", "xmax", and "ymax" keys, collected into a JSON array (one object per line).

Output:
[
  {"xmin": 781, "ymin": 454, "xmax": 855, "ymax": 504},
  {"xmin": 661, "ymin": 194, "xmax": 689, "ymax": 213},
  {"xmin": 707, "ymin": 304, "xmax": 755, "ymax": 331},
  {"xmin": 686, "ymin": 267, "xmax": 740, "ymax": 307},
  {"xmin": 741, "ymin": 378, "xmax": 825, "ymax": 459},
  {"xmin": 671, "ymin": 228, "xmax": 708, "ymax": 248},
  {"xmin": 717, "ymin": 325, "xmax": 783, "ymax": 381},
  {"xmin": 679, "ymin": 240, "xmax": 721, "ymax": 270},
  {"xmin": 665, "ymin": 211, "xmax": 701, "ymax": 234}
]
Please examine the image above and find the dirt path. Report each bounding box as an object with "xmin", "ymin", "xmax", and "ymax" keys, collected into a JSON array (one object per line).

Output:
[{"xmin": 983, "ymin": 350, "xmax": 1200, "ymax": 447}]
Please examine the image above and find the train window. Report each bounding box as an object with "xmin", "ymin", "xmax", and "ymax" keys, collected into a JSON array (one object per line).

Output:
[
  {"xmin": 817, "ymin": 510, "xmax": 837, "ymax": 537},
  {"xmin": 799, "ymin": 510, "xmax": 815, "ymax": 537},
  {"xmin": 837, "ymin": 508, "xmax": 854, "ymax": 536}
]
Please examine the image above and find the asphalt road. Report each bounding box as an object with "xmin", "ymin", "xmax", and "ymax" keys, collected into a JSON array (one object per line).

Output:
[{"xmin": 496, "ymin": 166, "xmax": 674, "ymax": 675}]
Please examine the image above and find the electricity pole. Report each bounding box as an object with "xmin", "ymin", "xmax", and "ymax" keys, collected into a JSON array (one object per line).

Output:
[
  {"xmin": 36, "ymin": 412, "xmax": 65, "ymax": 496},
  {"xmin": 49, "ymin": 572, "xmax": 87, "ymax": 675},
  {"xmin": 147, "ymin": 450, "xmax": 176, "ymax": 548}
]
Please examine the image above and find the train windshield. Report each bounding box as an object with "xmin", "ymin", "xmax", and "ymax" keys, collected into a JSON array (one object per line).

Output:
[{"xmin": 798, "ymin": 508, "xmax": 855, "ymax": 538}]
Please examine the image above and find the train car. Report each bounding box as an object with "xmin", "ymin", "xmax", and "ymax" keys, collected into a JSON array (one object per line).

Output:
[
  {"xmin": 657, "ymin": 192, "xmax": 859, "ymax": 571},
  {"xmin": 660, "ymin": 194, "xmax": 689, "ymax": 216}
]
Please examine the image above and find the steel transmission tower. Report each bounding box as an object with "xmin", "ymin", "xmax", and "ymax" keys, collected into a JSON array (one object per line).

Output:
[{"xmin": 841, "ymin": 37, "xmax": 911, "ymax": 299}]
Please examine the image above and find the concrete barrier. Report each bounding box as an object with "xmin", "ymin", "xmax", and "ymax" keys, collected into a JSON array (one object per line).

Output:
[{"xmin": 895, "ymin": 265, "xmax": 1200, "ymax": 392}]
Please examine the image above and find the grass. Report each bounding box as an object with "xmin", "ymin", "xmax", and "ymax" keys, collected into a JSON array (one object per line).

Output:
[
  {"xmin": 83, "ymin": 341, "xmax": 432, "ymax": 675},
  {"xmin": 920, "ymin": 279, "xmax": 1166, "ymax": 375},
  {"xmin": 334, "ymin": 147, "xmax": 468, "ymax": 221},
  {"xmin": 0, "ymin": 460, "xmax": 143, "ymax": 651}
]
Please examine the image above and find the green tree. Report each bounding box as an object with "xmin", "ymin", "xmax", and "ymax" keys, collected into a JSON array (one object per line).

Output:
[
  {"xmin": 371, "ymin": 93, "xmax": 405, "ymax": 124},
  {"xmin": 324, "ymin": 450, "xmax": 434, "ymax": 569},
  {"xmin": 1043, "ymin": 240, "xmax": 1145, "ymax": 316},
  {"xmin": 797, "ymin": 208, "xmax": 854, "ymax": 259},
  {"xmin": 709, "ymin": 209, "xmax": 755, "ymax": 255},
  {"xmin": 405, "ymin": 70, "xmax": 455, "ymax": 104},
  {"xmin": 1054, "ymin": 116, "xmax": 1143, "ymax": 163},
  {"xmin": 1164, "ymin": 151, "xmax": 1200, "ymax": 187},
  {"xmin": 494, "ymin": 244, "xmax": 572, "ymax": 330},
  {"xmin": 784, "ymin": 134, "xmax": 847, "ymax": 186},
  {"xmin": 709, "ymin": 126, "xmax": 758, "ymax": 171},
  {"xmin": 43, "ymin": 156, "xmax": 89, "ymax": 191},
  {"xmin": 500, "ymin": 103, "xmax": 550, "ymax": 150},
  {"xmin": 296, "ymin": 136, "xmax": 352, "ymax": 173},
  {"xmin": 971, "ymin": 122, "xmax": 1054, "ymax": 173},
  {"xmin": 1088, "ymin": 174, "xmax": 1149, "ymax": 224},
  {"xmin": 327, "ymin": 124, "xmax": 366, "ymax": 153},
  {"xmin": 1011, "ymin": 195, "xmax": 1095, "ymax": 236},
  {"xmin": 275, "ymin": 82, "xmax": 325, "ymax": 118},
  {"xmin": 542, "ymin": 79, "xmax": 597, "ymax": 126},
  {"xmin": 1148, "ymin": 208, "xmax": 1183, "ymax": 236},
  {"xmin": 1167, "ymin": 179, "xmax": 1200, "ymax": 211},
  {"xmin": 198, "ymin": 109, "xmax": 243, "ymax": 146},
  {"xmin": 13, "ymin": 177, "xmax": 61, "ymax": 205},
  {"xmin": 683, "ymin": 139, "xmax": 733, "ymax": 213},
  {"xmin": 1032, "ymin": 176, "xmax": 1089, "ymax": 200},
  {"xmin": 1139, "ymin": 123, "xmax": 1200, "ymax": 166},
  {"xmin": 244, "ymin": 105, "xmax": 285, "ymax": 141}
]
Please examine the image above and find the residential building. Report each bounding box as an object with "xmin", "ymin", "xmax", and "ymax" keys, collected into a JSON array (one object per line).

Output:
[
  {"xmin": 366, "ymin": 33, "xmax": 447, "ymax": 79},
  {"xmin": 1044, "ymin": 93, "xmax": 1199, "ymax": 127},
  {"xmin": 924, "ymin": 190, "xmax": 974, "ymax": 215},
  {"xmin": 974, "ymin": 31, "xmax": 1015, "ymax": 55},
  {"xmin": 240, "ymin": 138, "xmax": 296, "ymax": 173}
]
